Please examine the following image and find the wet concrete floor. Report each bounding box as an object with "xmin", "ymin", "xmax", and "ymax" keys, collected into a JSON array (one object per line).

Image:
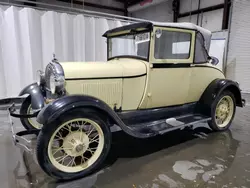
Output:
[{"xmin": 0, "ymin": 104, "xmax": 250, "ymax": 188}]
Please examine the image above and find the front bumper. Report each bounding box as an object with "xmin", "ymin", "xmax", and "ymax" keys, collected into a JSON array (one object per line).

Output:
[{"xmin": 8, "ymin": 103, "xmax": 40, "ymax": 152}]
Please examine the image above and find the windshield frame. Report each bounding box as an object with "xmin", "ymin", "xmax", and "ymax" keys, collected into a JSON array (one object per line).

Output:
[{"xmin": 107, "ymin": 30, "xmax": 152, "ymax": 62}]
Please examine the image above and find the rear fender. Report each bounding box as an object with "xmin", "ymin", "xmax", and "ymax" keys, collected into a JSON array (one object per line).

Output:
[
  {"xmin": 19, "ymin": 83, "xmax": 45, "ymax": 110},
  {"xmin": 36, "ymin": 95, "xmax": 146, "ymax": 138},
  {"xmin": 198, "ymin": 79, "xmax": 243, "ymax": 115}
]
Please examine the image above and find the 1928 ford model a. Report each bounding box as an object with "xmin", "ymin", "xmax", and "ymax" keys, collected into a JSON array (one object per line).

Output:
[{"xmin": 8, "ymin": 21, "xmax": 245, "ymax": 180}]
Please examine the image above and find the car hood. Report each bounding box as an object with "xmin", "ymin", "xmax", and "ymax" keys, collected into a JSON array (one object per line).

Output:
[{"xmin": 60, "ymin": 58, "xmax": 147, "ymax": 79}]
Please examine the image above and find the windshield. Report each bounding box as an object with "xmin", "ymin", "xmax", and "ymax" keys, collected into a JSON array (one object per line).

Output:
[{"xmin": 108, "ymin": 32, "xmax": 150, "ymax": 60}]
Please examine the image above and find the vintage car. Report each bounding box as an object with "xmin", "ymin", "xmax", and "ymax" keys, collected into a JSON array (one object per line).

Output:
[{"xmin": 8, "ymin": 21, "xmax": 245, "ymax": 180}]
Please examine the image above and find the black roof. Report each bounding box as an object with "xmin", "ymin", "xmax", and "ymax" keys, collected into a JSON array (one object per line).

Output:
[{"xmin": 102, "ymin": 22, "xmax": 153, "ymax": 37}]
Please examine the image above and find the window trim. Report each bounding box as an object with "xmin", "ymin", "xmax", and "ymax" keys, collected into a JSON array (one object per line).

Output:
[
  {"xmin": 107, "ymin": 30, "xmax": 151, "ymax": 61},
  {"xmin": 150, "ymin": 27, "xmax": 195, "ymax": 64}
]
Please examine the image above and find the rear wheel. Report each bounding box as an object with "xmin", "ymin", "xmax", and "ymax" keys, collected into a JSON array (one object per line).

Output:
[
  {"xmin": 36, "ymin": 109, "xmax": 111, "ymax": 180},
  {"xmin": 208, "ymin": 91, "xmax": 236, "ymax": 131},
  {"xmin": 20, "ymin": 97, "xmax": 42, "ymax": 130}
]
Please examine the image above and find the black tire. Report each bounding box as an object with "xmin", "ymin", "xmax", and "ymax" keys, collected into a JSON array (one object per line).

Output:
[
  {"xmin": 208, "ymin": 91, "xmax": 236, "ymax": 131},
  {"xmin": 20, "ymin": 96, "xmax": 40, "ymax": 130},
  {"xmin": 36, "ymin": 108, "xmax": 112, "ymax": 180}
]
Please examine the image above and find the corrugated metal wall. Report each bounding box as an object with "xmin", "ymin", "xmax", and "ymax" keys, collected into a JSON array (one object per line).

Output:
[
  {"xmin": 131, "ymin": 0, "xmax": 173, "ymax": 22},
  {"xmin": 227, "ymin": 0, "xmax": 250, "ymax": 93},
  {"xmin": 178, "ymin": 0, "xmax": 224, "ymax": 32}
]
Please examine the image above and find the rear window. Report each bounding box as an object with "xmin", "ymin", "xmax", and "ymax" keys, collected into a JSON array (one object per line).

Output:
[{"xmin": 154, "ymin": 29, "xmax": 191, "ymax": 59}]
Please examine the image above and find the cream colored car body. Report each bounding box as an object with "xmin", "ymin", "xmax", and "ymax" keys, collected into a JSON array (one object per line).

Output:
[
  {"xmin": 62, "ymin": 59, "xmax": 147, "ymax": 110},
  {"xmin": 59, "ymin": 25, "xmax": 224, "ymax": 111},
  {"xmin": 61, "ymin": 60, "xmax": 224, "ymax": 111}
]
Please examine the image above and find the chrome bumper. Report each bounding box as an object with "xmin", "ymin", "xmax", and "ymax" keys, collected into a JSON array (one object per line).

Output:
[{"xmin": 8, "ymin": 103, "xmax": 40, "ymax": 152}]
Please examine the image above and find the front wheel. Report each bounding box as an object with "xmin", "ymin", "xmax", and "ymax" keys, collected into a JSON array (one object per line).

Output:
[
  {"xmin": 20, "ymin": 97, "xmax": 42, "ymax": 130},
  {"xmin": 36, "ymin": 109, "xmax": 111, "ymax": 180},
  {"xmin": 208, "ymin": 91, "xmax": 236, "ymax": 131}
]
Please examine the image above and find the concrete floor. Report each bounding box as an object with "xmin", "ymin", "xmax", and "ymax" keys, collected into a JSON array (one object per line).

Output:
[{"xmin": 0, "ymin": 99, "xmax": 250, "ymax": 188}]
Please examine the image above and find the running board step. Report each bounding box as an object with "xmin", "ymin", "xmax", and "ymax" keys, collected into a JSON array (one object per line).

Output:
[{"xmin": 128, "ymin": 114, "xmax": 211, "ymax": 136}]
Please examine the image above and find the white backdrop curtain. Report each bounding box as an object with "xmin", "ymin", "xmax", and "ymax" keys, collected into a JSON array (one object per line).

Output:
[{"xmin": 0, "ymin": 5, "xmax": 130, "ymax": 98}]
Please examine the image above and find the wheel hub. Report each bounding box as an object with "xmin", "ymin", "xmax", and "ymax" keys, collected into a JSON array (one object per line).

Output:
[
  {"xmin": 75, "ymin": 144, "xmax": 84, "ymax": 152},
  {"xmin": 62, "ymin": 131, "xmax": 89, "ymax": 157},
  {"xmin": 217, "ymin": 104, "xmax": 228, "ymax": 118}
]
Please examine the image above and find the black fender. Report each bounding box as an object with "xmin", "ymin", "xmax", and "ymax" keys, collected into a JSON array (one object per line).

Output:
[
  {"xmin": 198, "ymin": 79, "xmax": 243, "ymax": 116},
  {"xmin": 37, "ymin": 95, "xmax": 148, "ymax": 138},
  {"xmin": 19, "ymin": 83, "xmax": 45, "ymax": 110}
]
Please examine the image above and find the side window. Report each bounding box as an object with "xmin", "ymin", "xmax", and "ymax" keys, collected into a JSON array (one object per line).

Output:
[
  {"xmin": 194, "ymin": 32, "xmax": 209, "ymax": 63},
  {"xmin": 154, "ymin": 29, "xmax": 192, "ymax": 59}
]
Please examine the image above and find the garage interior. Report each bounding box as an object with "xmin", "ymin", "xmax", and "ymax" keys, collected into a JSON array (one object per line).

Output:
[{"xmin": 0, "ymin": 0, "xmax": 250, "ymax": 187}]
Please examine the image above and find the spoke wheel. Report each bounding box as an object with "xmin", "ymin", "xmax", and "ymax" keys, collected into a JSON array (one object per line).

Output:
[
  {"xmin": 48, "ymin": 118, "xmax": 104, "ymax": 173},
  {"xmin": 36, "ymin": 109, "xmax": 111, "ymax": 180},
  {"xmin": 215, "ymin": 96, "xmax": 234, "ymax": 128},
  {"xmin": 208, "ymin": 91, "xmax": 236, "ymax": 131},
  {"xmin": 20, "ymin": 96, "xmax": 41, "ymax": 130},
  {"xmin": 27, "ymin": 105, "xmax": 42, "ymax": 129}
]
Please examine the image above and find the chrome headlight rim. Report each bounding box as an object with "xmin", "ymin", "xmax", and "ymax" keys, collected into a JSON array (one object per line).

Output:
[{"xmin": 49, "ymin": 73, "xmax": 65, "ymax": 95}]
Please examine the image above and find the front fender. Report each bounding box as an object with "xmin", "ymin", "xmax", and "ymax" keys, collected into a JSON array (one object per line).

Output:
[
  {"xmin": 19, "ymin": 83, "xmax": 45, "ymax": 110},
  {"xmin": 198, "ymin": 79, "xmax": 243, "ymax": 115},
  {"xmin": 37, "ymin": 95, "xmax": 148, "ymax": 138}
]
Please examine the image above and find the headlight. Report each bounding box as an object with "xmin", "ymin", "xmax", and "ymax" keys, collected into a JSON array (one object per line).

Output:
[
  {"xmin": 45, "ymin": 59, "xmax": 65, "ymax": 95},
  {"xmin": 36, "ymin": 70, "xmax": 45, "ymax": 86},
  {"xmin": 49, "ymin": 74, "xmax": 65, "ymax": 94}
]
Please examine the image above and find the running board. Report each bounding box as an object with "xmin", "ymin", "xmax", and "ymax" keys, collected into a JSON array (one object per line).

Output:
[{"xmin": 128, "ymin": 114, "xmax": 211, "ymax": 136}]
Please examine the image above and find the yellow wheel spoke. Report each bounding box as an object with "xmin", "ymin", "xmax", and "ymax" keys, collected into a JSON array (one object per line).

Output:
[
  {"xmin": 61, "ymin": 125, "xmax": 71, "ymax": 132},
  {"xmin": 52, "ymin": 146, "xmax": 73, "ymax": 155},
  {"xmin": 52, "ymin": 146, "xmax": 63, "ymax": 155},
  {"xmin": 72, "ymin": 157, "xmax": 76, "ymax": 166},
  {"xmin": 89, "ymin": 138, "xmax": 99, "ymax": 144},
  {"xmin": 81, "ymin": 156, "xmax": 88, "ymax": 164},
  {"xmin": 87, "ymin": 125, "xmax": 96, "ymax": 136},
  {"xmin": 79, "ymin": 128, "xmax": 83, "ymax": 142},
  {"xmin": 67, "ymin": 156, "xmax": 76, "ymax": 167},
  {"xmin": 53, "ymin": 138, "xmax": 63, "ymax": 142},
  {"xmin": 55, "ymin": 154, "xmax": 68, "ymax": 163},
  {"xmin": 87, "ymin": 147, "xmax": 97, "ymax": 155},
  {"xmin": 61, "ymin": 157, "xmax": 67, "ymax": 164},
  {"xmin": 67, "ymin": 123, "xmax": 72, "ymax": 133},
  {"xmin": 87, "ymin": 148, "xmax": 94, "ymax": 155},
  {"xmin": 48, "ymin": 118, "xmax": 105, "ymax": 173},
  {"xmin": 55, "ymin": 131, "xmax": 64, "ymax": 140},
  {"xmin": 89, "ymin": 134, "xmax": 99, "ymax": 144}
]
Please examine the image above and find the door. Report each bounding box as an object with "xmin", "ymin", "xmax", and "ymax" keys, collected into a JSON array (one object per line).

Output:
[{"xmin": 140, "ymin": 27, "xmax": 195, "ymax": 109}]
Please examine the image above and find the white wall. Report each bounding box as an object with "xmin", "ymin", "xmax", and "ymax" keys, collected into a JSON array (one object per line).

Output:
[
  {"xmin": 131, "ymin": 0, "xmax": 173, "ymax": 22},
  {"xmin": 0, "ymin": 6, "xmax": 131, "ymax": 97},
  {"xmin": 178, "ymin": 14, "xmax": 199, "ymax": 24},
  {"xmin": 178, "ymin": 0, "xmax": 224, "ymax": 32},
  {"xmin": 200, "ymin": 9, "xmax": 223, "ymax": 32},
  {"xmin": 226, "ymin": 0, "xmax": 250, "ymax": 92},
  {"xmin": 179, "ymin": 9, "xmax": 223, "ymax": 32},
  {"xmin": 179, "ymin": 0, "xmax": 224, "ymax": 13}
]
